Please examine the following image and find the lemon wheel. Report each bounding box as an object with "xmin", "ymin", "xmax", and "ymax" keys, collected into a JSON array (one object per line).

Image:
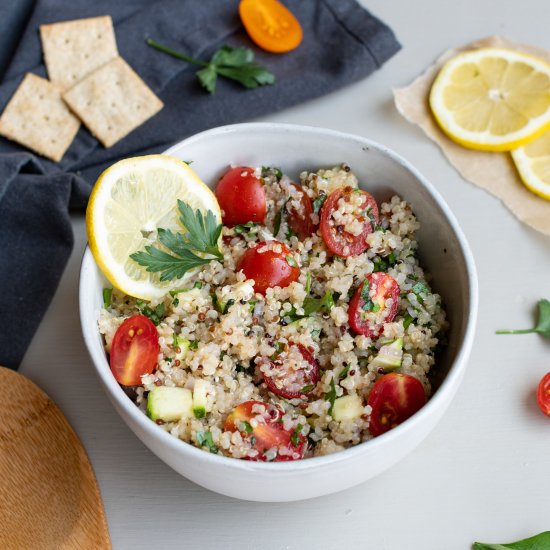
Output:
[
  {"xmin": 86, "ymin": 155, "xmax": 221, "ymax": 300},
  {"xmin": 512, "ymin": 129, "xmax": 550, "ymax": 200},
  {"xmin": 430, "ymin": 48, "xmax": 550, "ymax": 151}
]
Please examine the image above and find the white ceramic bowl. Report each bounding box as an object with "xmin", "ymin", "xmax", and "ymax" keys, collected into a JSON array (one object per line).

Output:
[{"xmin": 80, "ymin": 123, "xmax": 478, "ymax": 502}]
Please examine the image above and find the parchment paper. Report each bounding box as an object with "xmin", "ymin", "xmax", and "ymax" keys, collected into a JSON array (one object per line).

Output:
[{"xmin": 393, "ymin": 35, "xmax": 550, "ymax": 236}]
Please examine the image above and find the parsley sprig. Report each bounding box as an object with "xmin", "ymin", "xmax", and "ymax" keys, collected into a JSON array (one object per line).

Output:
[
  {"xmin": 496, "ymin": 299, "xmax": 550, "ymax": 338},
  {"xmin": 146, "ymin": 38, "xmax": 275, "ymax": 94},
  {"xmin": 131, "ymin": 200, "xmax": 223, "ymax": 282}
]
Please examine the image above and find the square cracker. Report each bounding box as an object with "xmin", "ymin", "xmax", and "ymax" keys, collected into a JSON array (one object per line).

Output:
[
  {"xmin": 63, "ymin": 56, "xmax": 163, "ymax": 148},
  {"xmin": 0, "ymin": 73, "xmax": 80, "ymax": 162},
  {"xmin": 40, "ymin": 16, "xmax": 118, "ymax": 91}
]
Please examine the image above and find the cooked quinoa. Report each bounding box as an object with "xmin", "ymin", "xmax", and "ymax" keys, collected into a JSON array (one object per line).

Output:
[{"xmin": 99, "ymin": 164, "xmax": 447, "ymax": 460}]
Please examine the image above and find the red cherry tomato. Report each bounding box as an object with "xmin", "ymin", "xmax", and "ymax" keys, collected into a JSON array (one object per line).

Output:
[
  {"xmin": 215, "ymin": 166, "xmax": 266, "ymax": 227},
  {"xmin": 367, "ymin": 373, "xmax": 427, "ymax": 436},
  {"xmin": 110, "ymin": 315, "xmax": 159, "ymax": 386},
  {"xmin": 349, "ymin": 272, "xmax": 400, "ymax": 338},
  {"xmin": 537, "ymin": 372, "xmax": 550, "ymax": 416},
  {"xmin": 319, "ymin": 187, "xmax": 379, "ymax": 257},
  {"xmin": 262, "ymin": 343, "xmax": 319, "ymax": 399},
  {"xmin": 224, "ymin": 400, "xmax": 306, "ymax": 461},
  {"xmin": 238, "ymin": 240, "xmax": 300, "ymax": 295},
  {"xmin": 286, "ymin": 183, "xmax": 315, "ymax": 239}
]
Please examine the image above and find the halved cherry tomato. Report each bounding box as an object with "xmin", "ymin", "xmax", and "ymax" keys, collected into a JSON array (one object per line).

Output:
[
  {"xmin": 320, "ymin": 187, "xmax": 379, "ymax": 257},
  {"xmin": 239, "ymin": 0, "xmax": 303, "ymax": 54},
  {"xmin": 238, "ymin": 240, "xmax": 300, "ymax": 295},
  {"xmin": 349, "ymin": 272, "xmax": 400, "ymax": 338},
  {"xmin": 286, "ymin": 183, "xmax": 315, "ymax": 239},
  {"xmin": 110, "ymin": 315, "xmax": 159, "ymax": 386},
  {"xmin": 262, "ymin": 343, "xmax": 319, "ymax": 399},
  {"xmin": 537, "ymin": 372, "xmax": 550, "ymax": 416},
  {"xmin": 367, "ymin": 373, "xmax": 427, "ymax": 436},
  {"xmin": 224, "ymin": 400, "xmax": 306, "ymax": 461},
  {"xmin": 215, "ymin": 166, "xmax": 266, "ymax": 227}
]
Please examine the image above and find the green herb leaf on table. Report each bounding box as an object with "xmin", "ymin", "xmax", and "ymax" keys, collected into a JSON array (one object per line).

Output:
[
  {"xmin": 473, "ymin": 531, "xmax": 550, "ymax": 550},
  {"xmin": 131, "ymin": 201, "xmax": 223, "ymax": 282},
  {"xmin": 146, "ymin": 38, "xmax": 275, "ymax": 94},
  {"xmin": 496, "ymin": 299, "xmax": 550, "ymax": 338}
]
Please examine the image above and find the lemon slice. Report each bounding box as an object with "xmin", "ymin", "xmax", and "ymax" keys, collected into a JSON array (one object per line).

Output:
[
  {"xmin": 429, "ymin": 48, "xmax": 550, "ymax": 151},
  {"xmin": 512, "ymin": 129, "xmax": 550, "ymax": 200},
  {"xmin": 86, "ymin": 155, "xmax": 221, "ymax": 300}
]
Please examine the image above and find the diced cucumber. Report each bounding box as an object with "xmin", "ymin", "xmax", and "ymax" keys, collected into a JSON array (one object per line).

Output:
[
  {"xmin": 193, "ymin": 379, "xmax": 209, "ymax": 419},
  {"xmin": 370, "ymin": 337, "xmax": 404, "ymax": 370},
  {"xmin": 173, "ymin": 335, "xmax": 190, "ymax": 361},
  {"xmin": 146, "ymin": 386, "xmax": 193, "ymax": 422},
  {"xmin": 333, "ymin": 395, "xmax": 364, "ymax": 422}
]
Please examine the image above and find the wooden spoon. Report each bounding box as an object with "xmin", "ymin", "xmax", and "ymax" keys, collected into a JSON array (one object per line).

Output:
[{"xmin": 0, "ymin": 367, "xmax": 111, "ymax": 549}]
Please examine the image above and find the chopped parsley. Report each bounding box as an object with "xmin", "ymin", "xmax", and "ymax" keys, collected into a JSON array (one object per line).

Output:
[
  {"xmin": 311, "ymin": 328, "xmax": 321, "ymax": 338},
  {"xmin": 305, "ymin": 272, "xmax": 312, "ymax": 294},
  {"xmin": 261, "ymin": 166, "xmax": 283, "ymax": 180},
  {"xmin": 241, "ymin": 421, "xmax": 253, "ymax": 434},
  {"xmin": 290, "ymin": 424, "xmax": 303, "ymax": 447},
  {"xmin": 196, "ymin": 431, "xmax": 218, "ymax": 454},
  {"xmin": 234, "ymin": 222, "xmax": 258, "ymax": 234},
  {"xmin": 102, "ymin": 287, "xmax": 112, "ymax": 309},
  {"xmin": 411, "ymin": 281, "xmax": 430, "ymax": 304},
  {"xmin": 339, "ymin": 365, "xmax": 350, "ymax": 380},
  {"xmin": 135, "ymin": 301, "xmax": 166, "ymax": 326},
  {"xmin": 301, "ymin": 384, "xmax": 314, "ymax": 393},
  {"xmin": 312, "ymin": 192, "xmax": 327, "ymax": 214},
  {"xmin": 360, "ymin": 281, "xmax": 375, "ymax": 312},
  {"xmin": 403, "ymin": 313, "xmax": 414, "ymax": 330},
  {"xmin": 189, "ymin": 340, "xmax": 199, "ymax": 350},
  {"xmin": 373, "ymin": 252, "xmax": 397, "ymax": 273},
  {"xmin": 325, "ymin": 379, "xmax": 337, "ymax": 416}
]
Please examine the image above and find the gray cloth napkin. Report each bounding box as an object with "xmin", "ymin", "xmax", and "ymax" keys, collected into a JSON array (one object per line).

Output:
[{"xmin": 0, "ymin": 0, "xmax": 400, "ymax": 369}]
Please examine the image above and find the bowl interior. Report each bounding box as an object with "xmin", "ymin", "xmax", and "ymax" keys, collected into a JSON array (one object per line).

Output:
[{"xmin": 164, "ymin": 123, "xmax": 472, "ymax": 393}]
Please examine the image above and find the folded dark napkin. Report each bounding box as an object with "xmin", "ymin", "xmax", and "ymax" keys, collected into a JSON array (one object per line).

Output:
[{"xmin": 0, "ymin": 0, "xmax": 400, "ymax": 369}]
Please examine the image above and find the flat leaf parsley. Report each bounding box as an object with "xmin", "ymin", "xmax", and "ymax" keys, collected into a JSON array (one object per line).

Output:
[
  {"xmin": 496, "ymin": 299, "xmax": 550, "ymax": 338},
  {"xmin": 146, "ymin": 38, "xmax": 275, "ymax": 94},
  {"xmin": 131, "ymin": 200, "xmax": 223, "ymax": 282}
]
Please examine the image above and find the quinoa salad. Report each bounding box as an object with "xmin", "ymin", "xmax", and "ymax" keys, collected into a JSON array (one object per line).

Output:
[{"xmin": 99, "ymin": 163, "xmax": 447, "ymax": 461}]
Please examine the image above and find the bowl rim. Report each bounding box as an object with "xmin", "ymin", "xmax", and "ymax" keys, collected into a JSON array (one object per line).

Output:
[{"xmin": 80, "ymin": 122, "xmax": 478, "ymax": 473}]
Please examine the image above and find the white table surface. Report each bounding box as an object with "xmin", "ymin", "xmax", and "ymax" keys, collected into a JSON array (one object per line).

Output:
[{"xmin": 20, "ymin": 1, "xmax": 550, "ymax": 548}]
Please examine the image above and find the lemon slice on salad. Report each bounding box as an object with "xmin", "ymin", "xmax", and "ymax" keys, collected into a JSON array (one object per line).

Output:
[
  {"xmin": 429, "ymin": 48, "xmax": 550, "ymax": 151},
  {"xmin": 86, "ymin": 155, "xmax": 221, "ymax": 300},
  {"xmin": 512, "ymin": 129, "xmax": 550, "ymax": 200}
]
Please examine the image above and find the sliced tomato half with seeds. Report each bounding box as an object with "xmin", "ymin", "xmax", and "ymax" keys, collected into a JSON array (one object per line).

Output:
[
  {"xmin": 224, "ymin": 400, "xmax": 306, "ymax": 461},
  {"xmin": 319, "ymin": 187, "xmax": 378, "ymax": 257},
  {"xmin": 262, "ymin": 343, "xmax": 319, "ymax": 399},
  {"xmin": 367, "ymin": 373, "xmax": 427, "ymax": 436},
  {"xmin": 110, "ymin": 315, "xmax": 159, "ymax": 386},
  {"xmin": 349, "ymin": 272, "xmax": 400, "ymax": 338}
]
